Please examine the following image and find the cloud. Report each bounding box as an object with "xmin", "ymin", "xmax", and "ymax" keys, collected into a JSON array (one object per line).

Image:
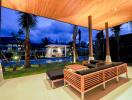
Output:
[
  {"xmin": 1, "ymin": 7, "xmax": 131, "ymax": 44},
  {"xmin": 35, "ymin": 18, "xmax": 73, "ymax": 34}
]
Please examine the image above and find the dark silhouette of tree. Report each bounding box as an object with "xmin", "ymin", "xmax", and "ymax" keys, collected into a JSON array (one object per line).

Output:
[
  {"xmin": 80, "ymin": 41, "xmax": 87, "ymax": 48},
  {"xmin": 111, "ymin": 25, "xmax": 121, "ymax": 61},
  {"xmin": 95, "ymin": 31, "xmax": 104, "ymax": 59},
  {"xmin": 41, "ymin": 37, "xmax": 52, "ymax": 46},
  {"xmin": 11, "ymin": 29, "xmax": 24, "ymax": 71},
  {"xmin": 67, "ymin": 41, "xmax": 73, "ymax": 47},
  {"xmin": 18, "ymin": 29, "xmax": 24, "ymax": 36},
  {"xmin": 55, "ymin": 40, "xmax": 59, "ymax": 44},
  {"xmin": 18, "ymin": 12, "xmax": 37, "ymax": 68},
  {"xmin": 78, "ymin": 29, "xmax": 81, "ymax": 46}
]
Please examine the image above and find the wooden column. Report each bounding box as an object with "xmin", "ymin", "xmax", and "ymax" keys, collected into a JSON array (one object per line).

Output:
[
  {"xmin": 105, "ymin": 22, "xmax": 112, "ymax": 64},
  {"xmin": 88, "ymin": 16, "xmax": 94, "ymax": 62}
]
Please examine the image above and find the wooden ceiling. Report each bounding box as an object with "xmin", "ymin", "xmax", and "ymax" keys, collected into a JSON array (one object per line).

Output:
[{"xmin": 1, "ymin": 0, "xmax": 132, "ymax": 30}]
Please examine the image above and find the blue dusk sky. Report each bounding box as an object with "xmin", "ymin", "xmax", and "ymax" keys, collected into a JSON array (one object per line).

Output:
[{"xmin": 1, "ymin": 7, "xmax": 132, "ymax": 43}]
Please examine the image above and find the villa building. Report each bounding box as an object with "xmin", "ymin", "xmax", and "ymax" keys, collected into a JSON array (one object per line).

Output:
[
  {"xmin": 45, "ymin": 44, "xmax": 70, "ymax": 58},
  {"xmin": 0, "ymin": 37, "xmax": 24, "ymax": 52}
]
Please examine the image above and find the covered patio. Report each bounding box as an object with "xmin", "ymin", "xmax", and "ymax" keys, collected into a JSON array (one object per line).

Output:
[{"xmin": 1, "ymin": 0, "xmax": 132, "ymax": 100}]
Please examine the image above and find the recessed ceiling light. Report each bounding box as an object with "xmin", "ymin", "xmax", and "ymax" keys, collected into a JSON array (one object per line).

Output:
[{"xmin": 114, "ymin": 7, "xmax": 117, "ymax": 11}]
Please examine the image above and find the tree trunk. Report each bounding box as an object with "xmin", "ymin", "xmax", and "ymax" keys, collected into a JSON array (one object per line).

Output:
[
  {"xmin": 2, "ymin": 65, "xmax": 5, "ymax": 72},
  {"xmin": 117, "ymin": 39, "xmax": 120, "ymax": 61},
  {"xmin": 102, "ymin": 38, "xmax": 105, "ymax": 59},
  {"xmin": 72, "ymin": 26, "xmax": 78, "ymax": 63},
  {"xmin": 25, "ymin": 28, "xmax": 31, "ymax": 68},
  {"xmin": 13, "ymin": 66, "xmax": 17, "ymax": 71},
  {"xmin": 73, "ymin": 40, "xmax": 77, "ymax": 63}
]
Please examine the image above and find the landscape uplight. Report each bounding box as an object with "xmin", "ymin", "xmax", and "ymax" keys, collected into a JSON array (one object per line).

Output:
[{"xmin": 13, "ymin": 56, "xmax": 19, "ymax": 60}]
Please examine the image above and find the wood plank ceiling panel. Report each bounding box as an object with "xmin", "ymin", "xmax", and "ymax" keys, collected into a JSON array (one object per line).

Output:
[{"xmin": 1, "ymin": 0, "xmax": 132, "ymax": 30}]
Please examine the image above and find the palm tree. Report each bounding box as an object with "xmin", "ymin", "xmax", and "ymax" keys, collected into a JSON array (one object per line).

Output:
[
  {"xmin": 18, "ymin": 12, "xmax": 37, "ymax": 68},
  {"xmin": 111, "ymin": 25, "xmax": 121, "ymax": 61},
  {"xmin": 72, "ymin": 25, "xmax": 78, "ymax": 63}
]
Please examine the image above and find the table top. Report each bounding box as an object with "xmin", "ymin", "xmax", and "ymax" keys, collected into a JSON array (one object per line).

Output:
[{"xmin": 65, "ymin": 64, "xmax": 87, "ymax": 71}]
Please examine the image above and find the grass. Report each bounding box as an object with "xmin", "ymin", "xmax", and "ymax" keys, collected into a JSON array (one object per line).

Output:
[
  {"xmin": 3, "ymin": 62, "xmax": 79, "ymax": 79},
  {"xmin": 128, "ymin": 63, "xmax": 132, "ymax": 66},
  {"xmin": 3, "ymin": 62, "xmax": 132, "ymax": 79}
]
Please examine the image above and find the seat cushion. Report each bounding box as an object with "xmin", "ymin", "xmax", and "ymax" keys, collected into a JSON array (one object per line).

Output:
[
  {"xmin": 112, "ymin": 62, "xmax": 124, "ymax": 66},
  {"xmin": 84, "ymin": 64, "xmax": 97, "ymax": 68},
  {"xmin": 98, "ymin": 64, "xmax": 114, "ymax": 70},
  {"xmin": 76, "ymin": 67, "xmax": 99, "ymax": 75},
  {"xmin": 98, "ymin": 62, "xmax": 124, "ymax": 70},
  {"xmin": 90, "ymin": 60, "xmax": 103, "ymax": 64},
  {"xmin": 76, "ymin": 62, "xmax": 125, "ymax": 75},
  {"xmin": 46, "ymin": 68, "xmax": 64, "ymax": 80}
]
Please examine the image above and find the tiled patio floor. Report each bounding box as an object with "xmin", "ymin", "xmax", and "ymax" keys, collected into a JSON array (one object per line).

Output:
[{"xmin": 0, "ymin": 67, "xmax": 132, "ymax": 100}]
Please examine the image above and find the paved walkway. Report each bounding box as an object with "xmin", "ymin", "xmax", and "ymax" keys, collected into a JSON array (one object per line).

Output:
[
  {"xmin": 0, "ymin": 67, "xmax": 132, "ymax": 100},
  {"xmin": 102, "ymin": 66, "xmax": 132, "ymax": 100}
]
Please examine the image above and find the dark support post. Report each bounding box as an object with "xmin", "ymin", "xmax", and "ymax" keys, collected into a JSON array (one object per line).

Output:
[
  {"xmin": 88, "ymin": 16, "xmax": 94, "ymax": 63},
  {"xmin": 105, "ymin": 22, "xmax": 112, "ymax": 64}
]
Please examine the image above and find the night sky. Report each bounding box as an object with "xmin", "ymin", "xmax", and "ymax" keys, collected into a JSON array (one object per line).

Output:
[{"xmin": 1, "ymin": 7, "xmax": 132, "ymax": 43}]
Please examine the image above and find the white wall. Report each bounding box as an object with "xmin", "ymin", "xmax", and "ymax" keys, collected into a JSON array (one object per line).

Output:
[
  {"xmin": 45, "ymin": 47, "xmax": 66, "ymax": 58},
  {"xmin": 45, "ymin": 48, "xmax": 52, "ymax": 57}
]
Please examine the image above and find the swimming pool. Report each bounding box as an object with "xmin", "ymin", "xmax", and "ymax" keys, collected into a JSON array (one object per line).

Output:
[{"xmin": 2, "ymin": 56, "xmax": 88, "ymax": 67}]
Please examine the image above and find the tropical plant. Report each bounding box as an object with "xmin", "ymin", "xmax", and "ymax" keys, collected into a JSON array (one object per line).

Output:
[
  {"xmin": 11, "ymin": 29, "xmax": 24, "ymax": 50},
  {"xmin": 41, "ymin": 37, "xmax": 52, "ymax": 46},
  {"xmin": 72, "ymin": 25, "xmax": 78, "ymax": 63},
  {"xmin": 18, "ymin": 12, "xmax": 37, "ymax": 68},
  {"xmin": 111, "ymin": 25, "xmax": 121, "ymax": 61},
  {"xmin": 11, "ymin": 29, "xmax": 24, "ymax": 71}
]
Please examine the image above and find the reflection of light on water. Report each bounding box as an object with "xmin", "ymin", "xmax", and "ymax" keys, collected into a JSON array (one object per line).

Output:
[
  {"xmin": 58, "ymin": 59, "xmax": 62, "ymax": 62},
  {"xmin": 46, "ymin": 60, "xmax": 52, "ymax": 63}
]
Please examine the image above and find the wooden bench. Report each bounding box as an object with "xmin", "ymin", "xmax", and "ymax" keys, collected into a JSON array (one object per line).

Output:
[{"xmin": 64, "ymin": 62, "xmax": 128, "ymax": 100}]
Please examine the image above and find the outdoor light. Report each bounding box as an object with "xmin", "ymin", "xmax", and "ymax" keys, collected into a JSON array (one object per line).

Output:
[
  {"xmin": 114, "ymin": 7, "xmax": 117, "ymax": 11},
  {"xmin": 13, "ymin": 55, "xmax": 19, "ymax": 60}
]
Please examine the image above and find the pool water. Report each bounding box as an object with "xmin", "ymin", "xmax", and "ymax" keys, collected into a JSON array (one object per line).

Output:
[{"xmin": 2, "ymin": 56, "xmax": 88, "ymax": 67}]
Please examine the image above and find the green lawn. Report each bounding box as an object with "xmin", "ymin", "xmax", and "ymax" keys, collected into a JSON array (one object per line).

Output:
[
  {"xmin": 3, "ymin": 62, "xmax": 77, "ymax": 79},
  {"xmin": 4, "ymin": 61, "xmax": 130, "ymax": 79},
  {"xmin": 128, "ymin": 63, "xmax": 132, "ymax": 66}
]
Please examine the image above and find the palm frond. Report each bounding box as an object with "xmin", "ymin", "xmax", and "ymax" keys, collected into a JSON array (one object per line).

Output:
[{"xmin": 17, "ymin": 12, "xmax": 37, "ymax": 29}]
